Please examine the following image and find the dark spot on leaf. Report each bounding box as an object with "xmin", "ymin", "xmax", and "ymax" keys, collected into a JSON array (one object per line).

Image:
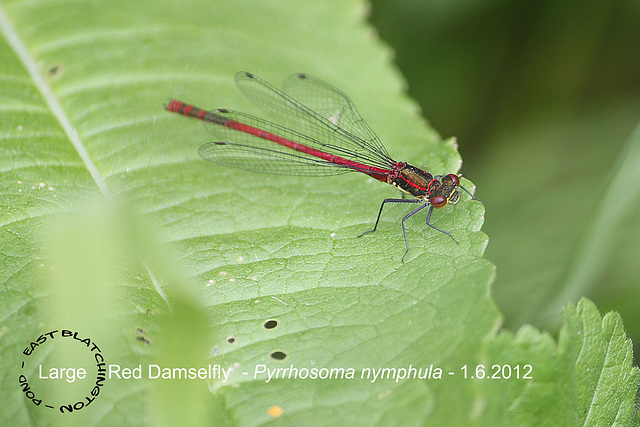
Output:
[
  {"xmin": 270, "ymin": 351, "xmax": 287, "ymax": 360},
  {"xmin": 264, "ymin": 320, "xmax": 278, "ymax": 329},
  {"xmin": 135, "ymin": 328, "xmax": 151, "ymax": 344},
  {"xmin": 226, "ymin": 336, "xmax": 236, "ymax": 344},
  {"xmin": 47, "ymin": 64, "xmax": 63, "ymax": 78}
]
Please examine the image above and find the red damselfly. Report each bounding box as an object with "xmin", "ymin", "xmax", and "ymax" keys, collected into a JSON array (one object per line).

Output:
[{"xmin": 166, "ymin": 72, "xmax": 479, "ymax": 261}]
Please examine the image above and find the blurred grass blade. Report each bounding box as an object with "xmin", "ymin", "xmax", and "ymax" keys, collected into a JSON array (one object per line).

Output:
[{"xmin": 534, "ymin": 120, "xmax": 640, "ymax": 325}]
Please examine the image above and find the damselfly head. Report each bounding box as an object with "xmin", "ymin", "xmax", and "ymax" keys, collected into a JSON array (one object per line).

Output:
[
  {"xmin": 430, "ymin": 189, "xmax": 460, "ymax": 208},
  {"xmin": 429, "ymin": 174, "xmax": 461, "ymax": 208}
]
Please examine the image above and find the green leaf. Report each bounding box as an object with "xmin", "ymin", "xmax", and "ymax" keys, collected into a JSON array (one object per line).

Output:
[
  {"xmin": 0, "ymin": 1, "xmax": 637, "ymax": 426},
  {"xmin": 563, "ymin": 300, "xmax": 639, "ymax": 426},
  {"xmin": 481, "ymin": 299, "xmax": 639, "ymax": 426}
]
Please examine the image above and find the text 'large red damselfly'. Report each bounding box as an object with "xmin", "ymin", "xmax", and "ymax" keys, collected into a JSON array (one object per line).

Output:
[{"xmin": 166, "ymin": 72, "xmax": 480, "ymax": 261}]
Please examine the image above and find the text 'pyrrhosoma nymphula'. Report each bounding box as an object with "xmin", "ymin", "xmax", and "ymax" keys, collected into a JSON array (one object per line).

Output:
[{"xmin": 166, "ymin": 72, "xmax": 480, "ymax": 261}]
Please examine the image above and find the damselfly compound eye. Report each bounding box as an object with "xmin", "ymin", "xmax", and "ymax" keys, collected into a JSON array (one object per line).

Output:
[{"xmin": 430, "ymin": 195, "xmax": 447, "ymax": 208}]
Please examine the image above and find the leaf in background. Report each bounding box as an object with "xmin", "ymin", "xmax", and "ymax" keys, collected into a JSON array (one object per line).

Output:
[
  {"xmin": 481, "ymin": 299, "xmax": 639, "ymax": 426},
  {"xmin": 0, "ymin": 0, "xmax": 636, "ymax": 426}
]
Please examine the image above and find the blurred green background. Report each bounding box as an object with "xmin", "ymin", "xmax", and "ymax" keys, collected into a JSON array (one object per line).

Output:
[{"xmin": 369, "ymin": 0, "xmax": 640, "ymax": 350}]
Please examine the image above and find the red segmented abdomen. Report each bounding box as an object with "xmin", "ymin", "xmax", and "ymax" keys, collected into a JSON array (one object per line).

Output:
[
  {"xmin": 166, "ymin": 100, "xmax": 393, "ymax": 181},
  {"xmin": 225, "ymin": 119, "xmax": 392, "ymax": 181},
  {"xmin": 166, "ymin": 100, "xmax": 206, "ymax": 118},
  {"xmin": 166, "ymin": 100, "xmax": 227, "ymax": 125}
]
